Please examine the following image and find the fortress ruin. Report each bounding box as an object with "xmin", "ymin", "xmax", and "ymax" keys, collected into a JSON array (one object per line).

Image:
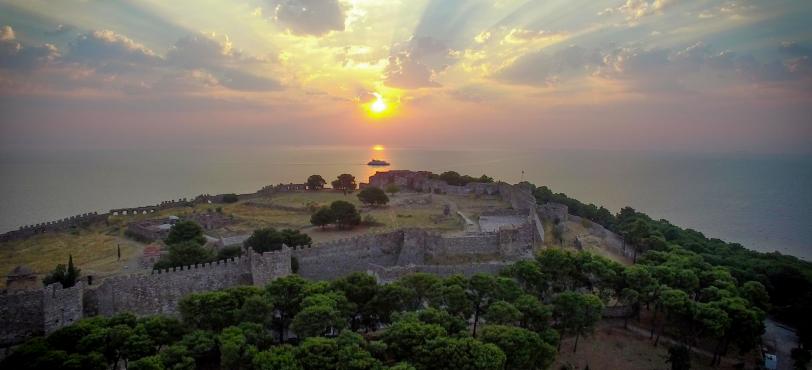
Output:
[{"xmin": 0, "ymin": 170, "xmax": 566, "ymax": 352}]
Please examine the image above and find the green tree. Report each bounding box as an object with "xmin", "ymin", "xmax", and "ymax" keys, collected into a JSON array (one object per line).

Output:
[
  {"xmin": 158, "ymin": 344, "xmax": 195, "ymax": 370},
  {"xmin": 414, "ymin": 337, "xmax": 506, "ymax": 370},
  {"xmin": 253, "ymin": 345, "xmax": 302, "ymax": 370},
  {"xmin": 291, "ymin": 299, "xmax": 347, "ymax": 338},
  {"xmin": 382, "ymin": 317, "xmax": 446, "ymax": 361},
  {"xmin": 552, "ymin": 292, "xmax": 604, "ymax": 352},
  {"xmin": 468, "ymin": 274, "xmax": 498, "ymax": 337},
  {"xmin": 280, "ymin": 228, "xmax": 312, "ymax": 247},
  {"xmin": 480, "ymin": 325, "xmax": 555, "ymax": 370},
  {"xmin": 330, "ymin": 201, "xmax": 361, "ymax": 229},
  {"xmin": 332, "ymin": 174, "xmax": 357, "ymax": 191},
  {"xmin": 179, "ymin": 291, "xmax": 240, "ymax": 331},
  {"xmin": 154, "ymin": 240, "xmax": 214, "ymax": 269},
  {"xmin": 245, "ymin": 227, "xmax": 285, "ymax": 253},
  {"xmin": 332, "ymin": 272, "xmax": 379, "ymax": 330},
  {"xmin": 164, "ymin": 221, "xmax": 206, "ymax": 246},
  {"xmin": 513, "ymin": 294, "xmax": 552, "ymax": 332},
  {"xmin": 483, "ymin": 301, "xmax": 521, "ymax": 326},
  {"xmin": 295, "ymin": 337, "xmax": 339, "ymax": 370},
  {"xmin": 43, "ymin": 255, "xmax": 81, "ymax": 288},
  {"xmin": 219, "ymin": 326, "xmax": 256, "ymax": 370},
  {"xmin": 310, "ymin": 207, "xmax": 335, "ymax": 228},
  {"xmin": 307, "ymin": 175, "xmax": 327, "ymax": 191},
  {"xmin": 357, "ymin": 187, "xmax": 389, "ymax": 206},
  {"xmin": 267, "ymin": 276, "xmax": 311, "ymax": 342},
  {"xmin": 398, "ymin": 273, "xmax": 441, "ymax": 309},
  {"xmin": 128, "ymin": 355, "xmax": 164, "ymax": 370}
]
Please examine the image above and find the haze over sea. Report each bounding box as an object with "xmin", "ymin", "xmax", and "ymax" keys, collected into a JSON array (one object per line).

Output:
[{"xmin": 1, "ymin": 146, "xmax": 810, "ymax": 260}]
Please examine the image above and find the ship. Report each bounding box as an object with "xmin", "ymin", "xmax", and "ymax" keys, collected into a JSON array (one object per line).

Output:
[{"xmin": 367, "ymin": 159, "xmax": 390, "ymax": 166}]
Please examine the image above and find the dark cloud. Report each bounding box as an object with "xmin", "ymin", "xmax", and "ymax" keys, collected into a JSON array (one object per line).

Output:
[
  {"xmin": 0, "ymin": 25, "xmax": 60, "ymax": 70},
  {"xmin": 270, "ymin": 0, "xmax": 347, "ymax": 36}
]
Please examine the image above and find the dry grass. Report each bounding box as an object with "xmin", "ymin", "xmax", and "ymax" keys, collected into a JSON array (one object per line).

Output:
[
  {"xmin": 0, "ymin": 226, "xmax": 141, "ymax": 288},
  {"xmin": 554, "ymin": 321, "xmax": 731, "ymax": 370}
]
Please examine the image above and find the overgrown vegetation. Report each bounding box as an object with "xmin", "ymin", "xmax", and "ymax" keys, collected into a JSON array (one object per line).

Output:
[
  {"xmin": 6, "ymin": 246, "xmax": 770, "ymax": 370},
  {"xmin": 42, "ymin": 254, "xmax": 81, "ymax": 288},
  {"xmin": 534, "ymin": 183, "xmax": 812, "ymax": 357}
]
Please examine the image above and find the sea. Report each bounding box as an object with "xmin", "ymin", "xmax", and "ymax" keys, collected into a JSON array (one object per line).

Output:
[{"xmin": 1, "ymin": 146, "xmax": 810, "ymax": 260}]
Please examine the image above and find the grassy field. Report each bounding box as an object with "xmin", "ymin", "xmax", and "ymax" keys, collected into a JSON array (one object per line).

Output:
[{"xmin": 0, "ymin": 225, "xmax": 141, "ymax": 288}]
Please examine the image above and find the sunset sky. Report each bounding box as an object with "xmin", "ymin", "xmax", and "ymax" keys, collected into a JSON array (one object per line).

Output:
[{"xmin": 1, "ymin": 0, "xmax": 810, "ymax": 153}]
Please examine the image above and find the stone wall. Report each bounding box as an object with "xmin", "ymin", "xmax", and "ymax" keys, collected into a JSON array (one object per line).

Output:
[
  {"xmin": 367, "ymin": 262, "xmax": 510, "ymax": 283},
  {"xmin": 0, "ymin": 212, "xmax": 107, "ymax": 242},
  {"xmin": 0, "ymin": 289, "xmax": 44, "ymax": 347},
  {"xmin": 292, "ymin": 232, "xmax": 406, "ymax": 280},
  {"xmin": 88, "ymin": 250, "xmax": 290, "ymax": 317},
  {"xmin": 294, "ymin": 227, "xmax": 533, "ymax": 281},
  {"xmin": 43, "ymin": 282, "xmax": 84, "ymax": 335}
]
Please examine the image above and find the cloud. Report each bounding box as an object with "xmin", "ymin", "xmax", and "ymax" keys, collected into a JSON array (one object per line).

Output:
[
  {"xmin": 166, "ymin": 33, "xmax": 237, "ymax": 69},
  {"xmin": 606, "ymin": 0, "xmax": 678, "ymax": 22},
  {"xmin": 0, "ymin": 25, "xmax": 60, "ymax": 70},
  {"xmin": 166, "ymin": 33, "xmax": 281, "ymax": 91},
  {"xmin": 270, "ymin": 0, "xmax": 347, "ymax": 36},
  {"xmin": 44, "ymin": 24, "xmax": 75, "ymax": 36},
  {"xmin": 384, "ymin": 36, "xmax": 454, "ymax": 89},
  {"xmin": 64, "ymin": 30, "xmax": 161, "ymax": 73},
  {"xmin": 497, "ymin": 41, "xmax": 812, "ymax": 92},
  {"xmin": 497, "ymin": 45, "xmax": 602, "ymax": 86}
]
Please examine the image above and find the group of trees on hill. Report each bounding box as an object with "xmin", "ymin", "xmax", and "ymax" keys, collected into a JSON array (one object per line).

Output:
[
  {"xmin": 244, "ymin": 228, "xmax": 312, "ymax": 253},
  {"xmin": 43, "ymin": 255, "xmax": 81, "ymax": 288},
  {"xmin": 310, "ymin": 201, "xmax": 362, "ymax": 230},
  {"xmin": 534, "ymin": 183, "xmax": 812, "ymax": 365},
  {"xmin": 153, "ymin": 221, "xmax": 312, "ymax": 270},
  {"xmin": 429, "ymin": 171, "xmax": 494, "ymax": 186},
  {"xmin": 6, "ymin": 244, "xmax": 773, "ymax": 370},
  {"xmin": 305, "ymin": 174, "xmax": 357, "ymax": 192}
]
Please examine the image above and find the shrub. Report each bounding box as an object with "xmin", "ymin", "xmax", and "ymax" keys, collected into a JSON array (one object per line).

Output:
[
  {"xmin": 221, "ymin": 194, "xmax": 239, "ymax": 203},
  {"xmin": 358, "ymin": 187, "xmax": 389, "ymax": 206}
]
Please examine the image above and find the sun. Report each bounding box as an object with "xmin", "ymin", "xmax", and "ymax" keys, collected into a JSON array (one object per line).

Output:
[{"xmin": 370, "ymin": 93, "xmax": 387, "ymax": 113}]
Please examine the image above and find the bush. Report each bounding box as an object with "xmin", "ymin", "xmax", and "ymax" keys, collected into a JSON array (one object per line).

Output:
[
  {"xmin": 311, "ymin": 207, "xmax": 334, "ymax": 228},
  {"xmin": 330, "ymin": 201, "xmax": 361, "ymax": 229},
  {"xmin": 165, "ymin": 221, "xmax": 206, "ymax": 246},
  {"xmin": 221, "ymin": 194, "xmax": 239, "ymax": 203},
  {"xmin": 244, "ymin": 228, "xmax": 285, "ymax": 253},
  {"xmin": 154, "ymin": 241, "xmax": 215, "ymax": 270},
  {"xmin": 358, "ymin": 187, "xmax": 389, "ymax": 206},
  {"xmin": 217, "ymin": 246, "xmax": 243, "ymax": 260}
]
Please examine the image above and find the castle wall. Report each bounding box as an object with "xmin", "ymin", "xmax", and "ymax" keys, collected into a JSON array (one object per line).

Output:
[
  {"xmin": 43, "ymin": 282, "xmax": 83, "ymax": 334},
  {"xmin": 292, "ymin": 231, "xmax": 405, "ymax": 280},
  {"xmin": 250, "ymin": 249, "xmax": 293, "ymax": 286},
  {"xmin": 367, "ymin": 262, "xmax": 510, "ymax": 283},
  {"xmin": 0, "ymin": 290, "xmax": 44, "ymax": 347},
  {"xmin": 91, "ymin": 257, "xmax": 253, "ymax": 317}
]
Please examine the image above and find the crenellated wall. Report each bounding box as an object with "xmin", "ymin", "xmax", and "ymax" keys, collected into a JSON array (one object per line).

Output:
[
  {"xmin": 0, "ymin": 212, "xmax": 107, "ymax": 242},
  {"xmin": 293, "ymin": 227, "xmax": 534, "ymax": 281}
]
